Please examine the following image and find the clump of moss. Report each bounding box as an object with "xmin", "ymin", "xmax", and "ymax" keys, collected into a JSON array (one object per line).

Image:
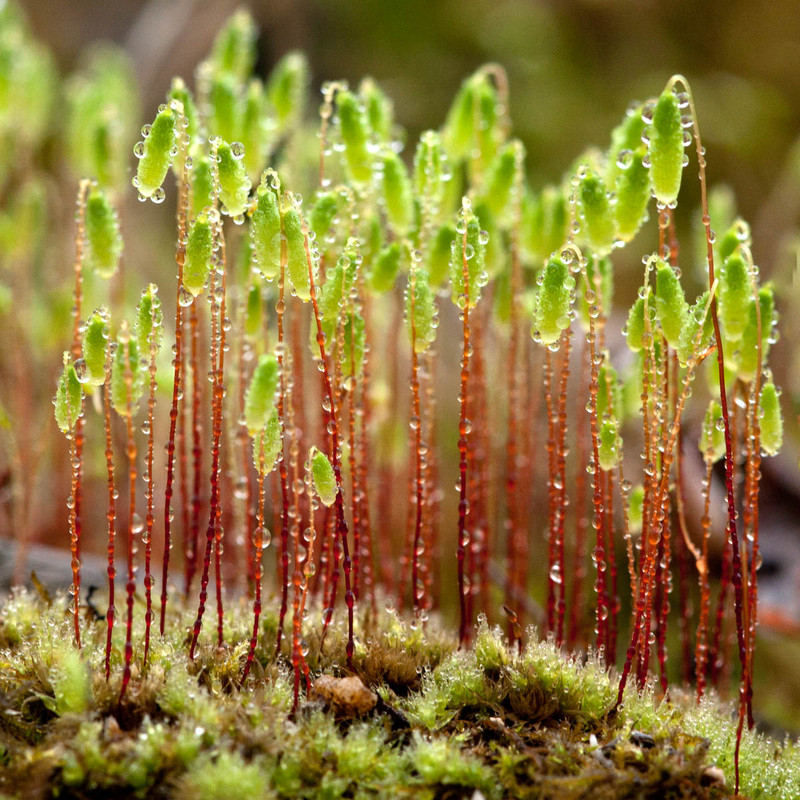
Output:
[{"xmin": 0, "ymin": 590, "xmax": 797, "ymax": 799}]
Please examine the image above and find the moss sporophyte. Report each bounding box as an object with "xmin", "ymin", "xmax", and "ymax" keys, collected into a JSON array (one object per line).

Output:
[{"xmin": 0, "ymin": 4, "xmax": 795, "ymax": 798}]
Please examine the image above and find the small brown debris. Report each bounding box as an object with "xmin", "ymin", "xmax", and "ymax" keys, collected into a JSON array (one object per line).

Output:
[
  {"xmin": 700, "ymin": 765, "xmax": 726, "ymax": 788},
  {"xmin": 310, "ymin": 674, "xmax": 378, "ymax": 717}
]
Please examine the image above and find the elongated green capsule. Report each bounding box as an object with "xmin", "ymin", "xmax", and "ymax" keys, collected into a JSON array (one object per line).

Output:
[
  {"xmin": 606, "ymin": 103, "xmax": 646, "ymax": 188},
  {"xmin": 135, "ymin": 284, "xmax": 163, "ymax": 358},
  {"xmin": 473, "ymin": 201, "xmax": 502, "ymax": 278},
  {"xmin": 244, "ymin": 284, "xmax": 262, "ymax": 338},
  {"xmin": 625, "ymin": 295, "xmax": 646, "ymax": 352},
  {"xmin": 241, "ymin": 79, "xmax": 266, "ymax": 181},
  {"xmin": 450, "ymin": 204, "xmax": 488, "ymax": 308},
  {"xmin": 360, "ymin": 77, "xmax": 394, "ymax": 142},
  {"xmin": 482, "ymin": 141, "xmax": 521, "ymax": 221},
  {"xmin": 629, "ymin": 485, "xmax": 644, "ymax": 533},
  {"xmin": 522, "ymin": 186, "xmax": 567, "ymax": 265},
  {"xmin": 413, "ymin": 130, "xmax": 447, "ymax": 199},
  {"xmin": 719, "ymin": 253, "xmax": 750, "ymax": 344},
  {"xmin": 337, "ymin": 90, "xmax": 371, "ymax": 184},
  {"xmin": 428, "ymin": 223, "xmax": 456, "ymax": 288},
  {"xmin": 134, "ymin": 104, "xmax": 176, "ymax": 200},
  {"xmin": 442, "ymin": 77, "xmax": 477, "ymax": 161},
  {"xmin": 282, "ymin": 201, "xmax": 311, "ymax": 302},
  {"xmin": 700, "ymin": 400, "xmax": 725, "ymax": 463},
  {"xmin": 598, "ymin": 417, "xmax": 622, "ymax": 471},
  {"xmin": 183, "ymin": 213, "xmax": 213, "ymax": 297},
  {"xmin": 677, "ymin": 290, "xmax": 714, "ymax": 366},
  {"xmin": 472, "ymin": 77, "xmax": 500, "ymax": 177},
  {"xmin": 532, "ymin": 254, "xmax": 575, "ymax": 346},
  {"xmin": 738, "ymin": 285, "xmax": 775, "ymax": 381},
  {"xmin": 217, "ymin": 140, "xmax": 251, "ymax": 218},
  {"xmin": 311, "ymin": 447, "xmax": 337, "ymax": 507},
  {"xmin": 596, "ymin": 361, "xmax": 621, "ymax": 422},
  {"xmin": 54, "ymin": 355, "xmax": 82, "ymax": 433},
  {"xmin": 85, "ymin": 186, "xmax": 122, "ymax": 279},
  {"xmin": 245, "ymin": 354, "xmax": 279, "ymax": 435},
  {"xmin": 168, "ymin": 78, "xmax": 198, "ymax": 148},
  {"xmin": 209, "ymin": 8, "xmax": 257, "ymax": 81},
  {"xmin": 648, "ymin": 88, "xmax": 684, "ymax": 206},
  {"xmin": 266, "ymin": 51, "xmax": 309, "ymax": 129},
  {"xmin": 318, "ymin": 249, "xmax": 358, "ymax": 323},
  {"xmin": 208, "ymin": 75, "xmax": 239, "ymax": 145},
  {"xmin": 251, "ymin": 182, "xmax": 281, "ymax": 280},
  {"xmin": 655, "ymin": 260, "xmax": 689, "ymax": 349},
  {"xmin": 252, "ymin": 411, "xmax": 282, "ymax": 475},
  {"xmin": 369, "ymin": 242, "xmax": 401, "ymax": 293},
  {"xmin": 614, "ymin": 147, "xmax": 651, "ymax": 242},
  {"xmin": 342, "ymin": 313, "xmax": 366, "ymax": 378},
  {"xmin": 309, "ymin": 191, "xmax": 338, "ymax": 248},
  {"xmin": 82, "ymin": 309, "xmax": 109, "ymax": 387},
  {"xmin": 110, "ymin": 329, "xmax": 143, "ymax": 416},
  {"xmin": 760, "ymin": 381, "xmax": 782, "ymax": 456},
  {"xmin": 577, "ymin": 168, "xmax": 615, "ymax": 256},
  {"xmin": 406, "ymin": 269, "xmax": 438, "ymax": 353},
  {"xmin": 382, "ymin": 150, "xmax": 413, "ymax": 234},
  {"xmin": 192, "ymin": 156, "xmax": 213, "ymax": 220}
]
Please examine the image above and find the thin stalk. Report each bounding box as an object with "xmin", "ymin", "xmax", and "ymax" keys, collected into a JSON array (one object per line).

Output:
[{"xmin": 103, "ymin": 344, "xmax": 116, "ymax": 679}]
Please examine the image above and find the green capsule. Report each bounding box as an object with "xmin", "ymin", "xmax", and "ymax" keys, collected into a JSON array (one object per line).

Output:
[
  {"xmin": 598, "ymin": 416, "xmax": 622, "ymax": 471},
  {"xmin": 85, "ymin": 185, "xmax": 122, "ymax": 279},
  {"xmin": 191, "ymin": 156, "xmax": 214, "ymax": 220},
  {"xmin": 606, "ymin": 103, "xmax": 646, "ymax": 188},
  {"xmin": 677, "ymin": 290, "xmax": 714, "ymax": 365},
  {"xmin": 738, "ymin": 285, "xmax": 775, "ymax": 382},
  {"xmin": 442, "ymin": 76, "xmax": 477, "ymax": 161},
  {"xmin": 318, "ymin": 248, "xmax": 358, "ymax": 323},
  {"xmin": 251, "ymin": 181, "xmax": 281, "ymax": 280},
  {"xmin": 216, "ymin": 140, "xmax": 251, "ymax": 219},
  {"xmin": 596, "ymin": 361, "xmax": 621, "ymax": 422},
  {"xmin": 719, "ymin": 253, "xmax": 750, "ymax": 343},
  {"xmin": 428, "ymin": 223, "xmax": 457, "ymax": 288},
  {"xmin": 183, "ymin": 213, "xmax": 213, "ymax": 297},
  {"xmin": 54, "ymin": 355, "xmax": 82, "ymax": 433},
  {"xmin": 406, "ymin": 269, "xmax": 438, "ymax": 353},
  {"xmin": 208, "ymin": 75, "xmax": 239, "ymax": 145},
  {"xmin": 382, "ymin": 150, "xmax": 413, "ymax": 234},
  {"xmin": 134, "ymin": 105, "xmax": 176, "ymax": 200},
  {"xmin": 311, "ymin": 447, "xmax": 337, "ymax": 507},
  {"xmin": 473, "ymin": 200, "xmax": 503, "ymax": 278},
  {"xmin": 168, "ymin": 78, "xmax": 198, "ymax": 148},
  {"xmin": 655, "ymin": 260, "xmax": 689, "ymax": 349},
  {"xmin": 522, "ymin": 186, "xmax": 567, "ymax": 265},
  {"xmin": 413, "ymin": 130, "xmax": 447, "ymax": 207},
  {"xmin": 450, "ymin": 205, "xmax": 488, "ymax": 308},
  {"xmin": 342, "ymin": 313, "xmax": 367, "ymax": 378},
  {"xmin": 82, "ymin": 309, "xmax": 109, "ymax": 388},
  {"xmin": 282, "ymin": 202, "xmax": 311, "ymax": 302},
  {"xmin": 245, "ymin": 354, "xmax": 280, "ymax": 435},
  {"xmin": 135, "ymin": 284, "xmax": 163, "ymax": 359},
  {"xmin": 625, "ymin": 295, "xmax": 646, "ymax": 352},
  {"xmin": 244, "ymin": 284, "xmax": 262, "ymax": 339},
  {"xmin": 266, "ymin": 51, "xmax": 309, "ymax": 129},
  {"xmin": 648, "ymin": 88, "xmax": 684, "ymax": 206},
  {"xmin": 472, "ymin": 77, "xmax": 500, "ymax": 178},
  {"xmin": 209, "ymin": 8, "xmax": 257, "ymax": 82},
  {"xmin": 309, "ymin": 191, "xmax": 339, "ymax": 248},
  {"xmin": 241, "ymin": 79, "xmax": 266, "ymax": 181},
  {"xmin": 629, "ymin": 485, "xmax": 644, "ymax": 534},
  {"xmin": 577, "ymin": 168, "xmax": 615, "ymax": 256},
  {"xmin": 613, "ymin": 147, "xmax": 651, "ymax": 242},
  {"xmin": 337, "ymin": 90, "xmax": 372, "ymax": 184},
  {"xmin": 482, "ymin": 141, "xmax": 521, "ymax": 221},
  {"xmin": 360, "ymin": 77, "xmax": 394, "ymax": 142},
  {"xmin": 369, "ymin": 242, "xmax": 402, "ymax": 294},
  {"xmin": 700, "ymin": 400, "xmax": 725, "ymax": 463},
  {"xmin": 110, "ymin": 329, "xmax": 143, "ymax": 416},
  {"xmin": 252, "ymin": 411, "xmax": 282, "ymax": 475},
  {"xmin": 760, "ymin": 381, "xmax": 783, "ymax": 456},
  {"xmin": 532, "ymin": 254, "xmax": 575, "ymax": 346}
]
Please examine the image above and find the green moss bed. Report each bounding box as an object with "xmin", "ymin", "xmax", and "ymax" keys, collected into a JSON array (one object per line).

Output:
[{"xmin": 0, "ymin": 589, "xmax": 797, "ymax": 799}]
